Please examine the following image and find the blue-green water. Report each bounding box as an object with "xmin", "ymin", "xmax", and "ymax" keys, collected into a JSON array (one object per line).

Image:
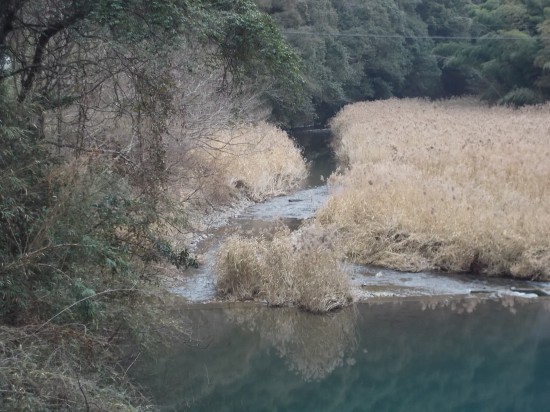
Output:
[{"xmin": 139, "ymin": 297, "xmax": 550, "ymax": 411}]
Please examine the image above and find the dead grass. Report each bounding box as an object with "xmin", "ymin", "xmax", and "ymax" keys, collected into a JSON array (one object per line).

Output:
[
  {"xmin": 0, "ymin": 292, "xmax": 192, "ymax": 411},
  {"xmin": 172, "ymin": 121, "xmax": 307, "ymax": 206},
  {"xmin": 0, "ymin": 325, "xmax": 145, "ymax": 411},
  {"xmin": 213, "ymin": 122, "xmax": 308, "ymax": 202},
  {"xmin": 318, "ymin": 98, "xmax": 550, "ymax": 279},
  {"xmin": 215, "ymin": 225, "xmax": 352, "ymax": 312}
]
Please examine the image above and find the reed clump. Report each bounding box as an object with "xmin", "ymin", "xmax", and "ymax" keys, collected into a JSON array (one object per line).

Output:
[
  {"xmin": 174, "ymin": 122, "xmax": 307, "ymax": 207},
  {"xmin": 318, "ymin": 98, "xmax": 550, "ymax": 280},
  {"xmin": 215, "ymin": 226, "xmax": 352, "ymax": 312}
]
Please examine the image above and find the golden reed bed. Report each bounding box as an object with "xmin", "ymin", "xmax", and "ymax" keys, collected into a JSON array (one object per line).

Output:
[{"xmin": 318, "ymin": 98, "xmax": 550, "ymax": 280}]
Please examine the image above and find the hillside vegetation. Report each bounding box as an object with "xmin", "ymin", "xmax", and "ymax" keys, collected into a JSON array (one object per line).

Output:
[
  {"xmin": 318, "ymin": 99, "xmax": 550, "ymax": 280},
  {"xmin": 0, "ymin": 0, "xmax": 306, "ymax": 409},
  {"xmin": 257, "ymin": 0, "xmax": 550, "ymax": 125}
]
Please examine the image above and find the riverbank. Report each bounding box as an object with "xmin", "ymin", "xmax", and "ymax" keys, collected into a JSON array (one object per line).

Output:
[
  {"xmin": 167, "ymin": 101, "xmax": 550, "ymax": 310},
  {"xmin": 164, "ymin": 174, "xmax": 550, "ymax": 307},
  {"xmin": 164, "ymin": 122, "xmax": 308, "ymax": 249},
  {"xmin": 0, "ymin": 122, "xmax": 308, "ymax": 411}
]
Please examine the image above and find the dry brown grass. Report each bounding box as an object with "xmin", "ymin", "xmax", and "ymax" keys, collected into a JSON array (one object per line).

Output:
[
  {"xmin": 0, "ymin": 292, "xmax": 193, "ymax": 411},
  {"xmin": 215, "ymin": 225, "xmax": 352, "ymax": 312},
  {"xmin": 318, "ymin": 98, "xmax": 550, "ymax": 279},
  {"xmin": 0, "ymin": 325, "xmax": 145, "ymax": 411},
  {"xmin": 168, "ymin": 122, "xmax": 308, "ymax": 229}
]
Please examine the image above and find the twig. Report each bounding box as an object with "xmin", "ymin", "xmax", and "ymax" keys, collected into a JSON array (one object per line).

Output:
[
  {"xmin": 33, "ymin": 288, "xmax": 138, "ymax": 334},
  {"xmin": 0, "ymin": 243, "xmax": 82, "ymax": 276},
  {"xmin": 77, "ymin": 376, "xmax": 90, "ymax": 412},
  {"xmin": 123, "ymin": 352, "xmax": 141, "ymax": 378},
  {"xmin": 107, "ymin": 322, "xmax": 124, "ymax": 343}
]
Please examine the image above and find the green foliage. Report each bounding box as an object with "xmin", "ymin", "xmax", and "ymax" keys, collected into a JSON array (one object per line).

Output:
[
  {"xmin": 73, "ymin": 279, "xmax": 99, "ymax": 320},
  {"xmin": 437, "ymin": 0, "xmax": 550, "ymax": 104},
  {"xmin": 259, "ymin": 0, "xmax": 445, "ymax": 125},
  {"xmin": 201, "ymin": 0, "xmax": 307, "ymax": 120},
  {"xmin": 258, "ymin": 0, "xmax": 550, "ymax": 122},
  {"xmin": 151, "ymin": 240, "xmax": 198, "ymax": 269},
  {"xmin": 417, "ymin": 0, "xmax": 472, "ymax": 37},
  {"xmin": 0, "ymin": 85, "xmax": 49, "ymax": 320},
  {"xmin": 0, "ymin": 0, "xmax": 304, "ymax": 407},
  {"xmin": 535, "ymin": 18, "xmax": 550, "ymax": 90},
  {"xmin": 0, "ymin": 84, "xmax": 187, "ymax": 325},
  {"xmin": 89, "ymin": 0, "xmax": 184, "ymax": 44},
  {"xmin": 1, "ymin": 0, "xmax": 302, "ymax": 324},
  {"xmin": 499, "ymin": 87, "xmax": 543, "ymax": 105},
  {"xmin": 2, "ymin": 0, "xmax": 304, "ymax": 120}
]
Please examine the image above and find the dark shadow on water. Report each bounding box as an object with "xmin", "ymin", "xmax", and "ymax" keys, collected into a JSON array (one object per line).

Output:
[
  {"xmin": 289, "ymin": 128, "xmax": 336, "ymax": 188},
  {"xmin": 136, "ymin": 298, "xmax": 550, "ymax": 412}
]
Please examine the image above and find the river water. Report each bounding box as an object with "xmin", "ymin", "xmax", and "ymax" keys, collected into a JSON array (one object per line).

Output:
[
  {"xmin": 139, "ymin": 298, "xmax": 550, "ymax": 411},
  {"xmin": 145, "ymin": 129, "xmax": 550, "ymax": 411}
]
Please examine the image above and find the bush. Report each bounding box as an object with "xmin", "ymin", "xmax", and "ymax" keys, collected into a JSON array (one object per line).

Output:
[
  {"xmin": 0, "ymin": 83, "xmax": 191, "ymax": 409},
  {"xmin": 498, "ymin": 88, "xmax": 543, "ymax": 107}
]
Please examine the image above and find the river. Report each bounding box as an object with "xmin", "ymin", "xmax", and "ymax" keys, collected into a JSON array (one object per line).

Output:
[
  {"xmin": 169, "ymin": 128, "xmax": 550, "ymax": 303},
  {"xmin": 140, "ymin": 129, "xmax": 550, "ymax": 411},
  {"xmin": 138, "ymin": 298, "xmax": 550, "ymax": 411}
]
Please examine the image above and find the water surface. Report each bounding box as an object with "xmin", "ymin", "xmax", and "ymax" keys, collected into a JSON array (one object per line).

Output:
[{"xmin": 139, "ymin": 297, "xmax": 550, "ymax": 411}]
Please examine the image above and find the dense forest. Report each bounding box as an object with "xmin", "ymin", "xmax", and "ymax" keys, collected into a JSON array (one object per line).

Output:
[{"xmin": 256, "ymin": 0, "xmax": 550, "ymax": 125}]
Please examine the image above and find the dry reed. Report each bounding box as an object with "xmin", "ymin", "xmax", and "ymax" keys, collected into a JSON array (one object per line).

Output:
[
  {"xmin": 0, "ymin": 325, "xmax": 146, "ymax": 411},
  {"xmin": 174, "ymin": 122, "xmax": 308, "ymax": 206},
  {"xmin": 318, "ymin": 98, "xmax": 550, "ymax": 279},
  {"xmin": 215, "ymin": 225, "xmax": 352, "ymax": 312}
]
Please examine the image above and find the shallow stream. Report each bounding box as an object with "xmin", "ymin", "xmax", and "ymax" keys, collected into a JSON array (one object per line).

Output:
[{"xmin": 170, "ymin": 128, "xmax": 550, "ymax": 303}]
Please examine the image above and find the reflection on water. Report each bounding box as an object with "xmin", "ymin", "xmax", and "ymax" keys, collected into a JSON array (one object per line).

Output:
[
  {"xmin": 225, "ymin": 306, "xmax": 357, "ymax": 381},
  {"xmin": 138, "ymin": 297, "xmax": 550, "ymax": 411}
]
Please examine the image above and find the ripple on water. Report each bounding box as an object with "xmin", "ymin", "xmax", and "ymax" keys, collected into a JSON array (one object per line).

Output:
[{"xmin": 237, "ymin": 185, "xmax": 329, "ymax": 221}]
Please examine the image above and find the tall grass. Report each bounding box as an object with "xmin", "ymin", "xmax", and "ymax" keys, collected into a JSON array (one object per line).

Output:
[
  {"xmin": 318, "ymin": 98, "xmax": 550, "ymax": 279},
  {"xmin": 213, "ymin": 122, "xmax": 308, "ymax": 202},
  {"xmin": 0, "ymin": 292, "xmax": 192, "ymax": 411},
  {"xmin": 171, "ymin": 122, "xmax": 307, "ymax": 207},
  {"xmin": 215, "ymin": 226, "xmax": 352, "ymax": 312}
]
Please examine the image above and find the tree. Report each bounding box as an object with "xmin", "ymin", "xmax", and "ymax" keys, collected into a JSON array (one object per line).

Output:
[
  {"xmin": 0, "ymin": 0, "xmax": 304, "ymax": 321},
  {"xmin": 436, "ymin": 0, "xmax": 550, "ymax": 105},
  {"xmin": 259, "ymin": 0, "xmax": 447, "ymax": 125}
]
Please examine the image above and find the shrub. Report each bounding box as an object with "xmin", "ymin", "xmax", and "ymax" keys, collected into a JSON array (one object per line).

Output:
[
  {"xmin": 0, "ymin": 84, "xmax": 191, "ymax": 409},
  {"xmin": 498, "ymin": 88, "xmax": 543, "ymax": 107}
]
